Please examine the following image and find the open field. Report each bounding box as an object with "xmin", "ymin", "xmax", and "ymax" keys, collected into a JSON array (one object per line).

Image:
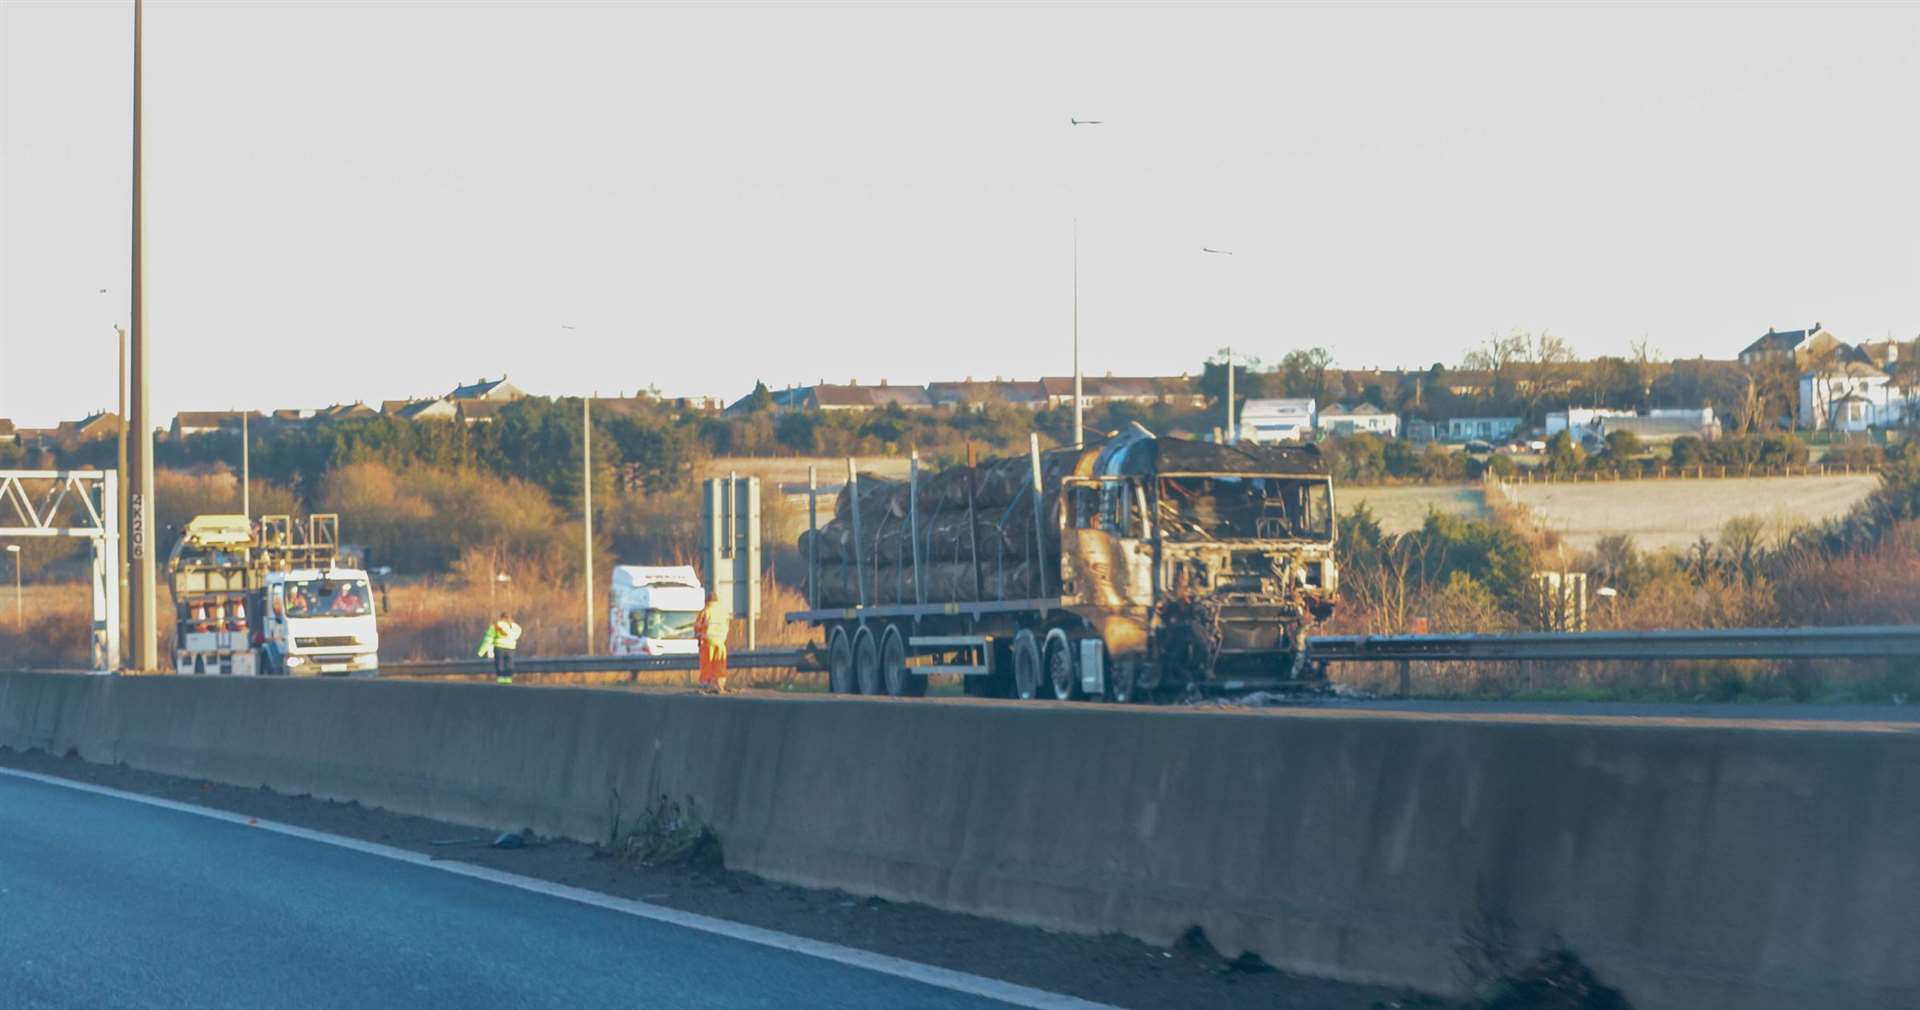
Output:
[
  {"xmin": 1339, "ymin": 474, "xmax": 1881, "ymax": 549},
  {"xmin": 1504, "ymin": 474, "xmax": 1880, "ymax": 550},
  {"xmin": 1338, "ymin": 484, "xmax": 1489, "ymax": 532}
]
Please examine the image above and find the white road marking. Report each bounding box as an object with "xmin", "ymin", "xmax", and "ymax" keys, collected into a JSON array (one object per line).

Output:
[{"xmin": 0, "ymin": 765, "xmax": 1118, "ymax": 1010}]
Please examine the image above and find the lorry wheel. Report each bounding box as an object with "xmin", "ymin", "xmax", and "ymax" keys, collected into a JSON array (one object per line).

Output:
[
  {"xmin": 880, "ymin": 625, "xmax": 923, "ymax": 697},
  {"xmin": 827, "ymin": 626, "xmax": 855, "ymax": 694},
  {"xmin": 1044, "ymin": 629, "xmax": 1078, "ymax": 701},
  {"xmin": 1011, "ymin": 629, "xmax": 1042, "ymax": 700},
  {"xmin": 853, "ymin": 626, "xmax": 882, "ymax": 696}
]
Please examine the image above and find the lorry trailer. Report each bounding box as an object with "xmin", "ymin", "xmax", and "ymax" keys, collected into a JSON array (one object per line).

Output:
[{"xmin": 788, "ymin": 426, "xmax": 1338, "ymax": 700}]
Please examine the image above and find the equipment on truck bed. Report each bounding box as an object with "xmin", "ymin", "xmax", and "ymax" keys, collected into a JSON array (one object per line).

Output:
[
  {"xmin": 167, "ymin": 513, "xmax": 380, "ymax": 676},
  {"xmin": 788, "ymin": 427, "xmax": 1338, "ymax": 701}
]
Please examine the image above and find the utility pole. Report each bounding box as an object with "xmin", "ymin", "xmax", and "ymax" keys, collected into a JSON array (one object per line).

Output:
[
  {"xmin": 126, "ymin": 0, "xmax": 158, "ymax": 672},
  {"xmin": 240, "ymin": 410, "xmax": 250, "ymax": 520},
  {"xmin": 582, "ymin": 396, "xmax": 595, "ymax": 656}
]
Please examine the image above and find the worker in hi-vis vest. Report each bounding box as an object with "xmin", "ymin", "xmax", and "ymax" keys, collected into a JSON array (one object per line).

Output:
[
  {"xmin": 694, "ymin": 589, "xmax": 730, "ymax": 694},
  {"xmin": 478, "ymin": 612, "xmax": 523, "ymax": 684}
]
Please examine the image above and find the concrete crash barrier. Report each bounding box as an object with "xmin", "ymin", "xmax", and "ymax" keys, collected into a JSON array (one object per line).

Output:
[{"xmin": 2, "ymin": 672, "xmax": 1915, "ymax": 1010}]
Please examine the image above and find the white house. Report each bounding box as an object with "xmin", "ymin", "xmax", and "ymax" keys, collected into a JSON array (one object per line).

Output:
[
  {"xmin": 1799, "ymin": 364, "xmax": 1909, "ymax": 431},
  {"xmin": 1317, "ymin": 402, "xmax": 1400, "ymax": 437},
  {"xmin": 1237, "ymin": 398, "xmax": 1316, "ymax": 443}
]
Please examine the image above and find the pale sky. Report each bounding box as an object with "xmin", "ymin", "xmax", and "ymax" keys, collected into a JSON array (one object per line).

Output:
[{"xmin": 3, "ymin": 1, "xmax": 1917, "ymax": 427}]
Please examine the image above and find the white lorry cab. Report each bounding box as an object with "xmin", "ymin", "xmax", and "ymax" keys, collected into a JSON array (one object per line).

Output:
[
  {"xmin": 607, "ymin": 565, "xmax": 704, "ymax": 657},
  {"xmin": 260, "ymin": 568, "xmax": 380, "ymax": 675}
]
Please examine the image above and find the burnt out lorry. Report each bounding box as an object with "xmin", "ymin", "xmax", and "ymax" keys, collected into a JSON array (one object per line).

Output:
[{"xmin": 789, "ymin": 426, "xmax": 1338, "ymax": 701}]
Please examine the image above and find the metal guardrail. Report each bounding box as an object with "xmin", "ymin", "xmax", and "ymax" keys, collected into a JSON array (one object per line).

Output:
[
  {"xmin": 379, "ymin": 649, "xmax": 813, "ymax": 679},
  {"xmin": 1305, "ymin": 625, "xmax": 1920, "ymax": 663},
  {"xmin": 375, "ymin": 626, "xmax": 1920, "ymax": 680}
]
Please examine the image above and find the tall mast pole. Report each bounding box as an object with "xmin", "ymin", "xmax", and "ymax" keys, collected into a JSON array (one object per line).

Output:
[
  {"xmin": 127, "ymin": 0, "xmax": 158, "ymax": 671},
  {"xmin": 1072, "ymin": 220, "xmax": 1082, "ymax": 447}
]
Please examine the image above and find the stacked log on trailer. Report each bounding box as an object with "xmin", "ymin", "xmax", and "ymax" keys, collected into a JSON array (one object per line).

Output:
[{"xmin": 802, "ymin": 447, "xmax": 1085, "ymax": 608}]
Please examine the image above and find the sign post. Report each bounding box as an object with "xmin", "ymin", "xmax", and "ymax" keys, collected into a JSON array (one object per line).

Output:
[{"xmin": 701, "ymin": 475, "xmax": 761, "ymax": 651}]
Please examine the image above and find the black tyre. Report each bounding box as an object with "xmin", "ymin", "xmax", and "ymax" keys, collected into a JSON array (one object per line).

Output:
[
  {"xmin": 827, "ymin": 626, "xmax": 855, "ymax": 694},
  {"xmin": 853, "ymin": 626, "xmax": 882, "ymax": 696},
  {"xmin": 1045, "ymin": 630, "xmax": 1078, "ymax": 701},
  {"xmin": 880, "ymin": 625, "xmax": 924, "ymax": 697},
  {"xmin": 1011, "ymin": 629, "xmax": 1042, "ymax": 700}
]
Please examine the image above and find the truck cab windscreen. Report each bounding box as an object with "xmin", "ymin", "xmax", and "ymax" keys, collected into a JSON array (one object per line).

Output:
[
  {"xmin": 284, "ymin": 578, "xmax": 373, "ymax": 618},
  {"xmin": 1157, "ymin": 476, "xmax": 1332, "ymax": 541},
  {"xmin": 633, "ymin": 609, "xmax": 699, "ymax": 640}
]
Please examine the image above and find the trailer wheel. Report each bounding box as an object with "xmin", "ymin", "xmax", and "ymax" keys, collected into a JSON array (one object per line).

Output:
[
  {"xmin": 880, "ymin": 624, "xmax": 923, "ymax": 697},
  {"xmin": 1011, "ymin": 629, "xmax": 1042, "ymax": 700},
  {"xmin": 827, "ymin": 626, "xmax": 855, "ymax": 694},
  {"xmin": 1044, "ymin": 629, "xmax": 1078, "ymax": 701},
  {"xmin": 853, "ymin": 626, "xmax": 882, "ymax": 696}
]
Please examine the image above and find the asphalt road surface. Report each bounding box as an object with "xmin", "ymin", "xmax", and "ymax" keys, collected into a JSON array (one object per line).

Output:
[{"xmin": 0, "ymin": 774, "xmax": 1067, "ymax": 1010}]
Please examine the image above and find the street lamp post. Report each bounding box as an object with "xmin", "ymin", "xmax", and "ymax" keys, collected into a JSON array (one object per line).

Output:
[
  {"xmin": 6, "ymin": 545, "xmax": 20, "ymax": 633},
  {"xmin": 1202, "ymin": 247, "xmax": 1237, "ymax": 442}
]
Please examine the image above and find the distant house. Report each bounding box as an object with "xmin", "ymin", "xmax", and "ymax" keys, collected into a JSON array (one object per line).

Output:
[
  {"xmin": 1238, "ymin": 399, "xmax": 1316, "ymax": 443},
  {"xmin": 1445, "ymin": 416, "xmax": 1523, "ymax": 442},
  {"xmin": 1317, "ymin": 402, "xmax": 1399, "ymax": 437},
  {"xmin": 1039, "ymin": 375, "xmax": 1204, "ymax": 410},
  {"xmin": 169, "ymin": 410, "xmax": 253, "ymax": 439},
  {"xmin": 1859, "ymin": 339, "xmax": 1904, "ymax": 370},
  {"xmin": 1440, "ymin": 370, "xmax": 1497, "ymax": 397},
  {"xmin": 456, "ymin": 400, "xmax": 507, "ymax": 425},
  {"xmin": 317, "ymin": 402, "xmax": 379, "ymax": 422},
  {"xmin": 1738, "ymin": 323, "xmax": 1845, "ymax": 368},
  {"xmin": 0, "ymin": 418, "xmax": 14, "ymax": 444},
  {"xmin": 450, "ymin": 376, "xmax": 527, "ymax": 402},
  {"xmin": 60, "ymin": 412, "xmax": 122, "ymax": 441},
  {"xmin": 667, "ymin": 395, "xmax": 726, "ymax": 414},
  {"xmin": 393, "ymin": 398, "xmax": 458, "ymax": 421},
  {"xmin": 1405, "ymin": 419, "xmax": 1439, "ymax": 445},
  {"xmin": 268, "ymin": 408, "xmax": 317, "ymax": 424},
  {"xmin": 1799, "ymin": 362, "xmax": 1900, "ymax": 431}
]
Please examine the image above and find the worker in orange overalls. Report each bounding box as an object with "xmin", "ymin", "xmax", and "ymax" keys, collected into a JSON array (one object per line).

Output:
[{"xmin": 694, "ymin": 589, "xmax": 731, "ymax": 694}]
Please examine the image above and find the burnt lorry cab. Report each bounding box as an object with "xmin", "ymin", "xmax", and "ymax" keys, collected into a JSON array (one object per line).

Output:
[
  {"xmin": 792, "ymin": 427, "xmax": 1338, "ymax": 701},
  {"xmin": 1057, "ymin": 433, "xmax": 1337, "ymax": 696}
]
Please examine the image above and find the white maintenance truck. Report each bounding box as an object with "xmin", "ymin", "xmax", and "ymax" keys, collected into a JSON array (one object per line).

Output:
[
  {"xmin": 606, "ymin": 564, "xmax": 704, "ymax": 657},
  {"xmin": 167, "ymin": 513, "xmax": 380, "ymax": 676}
]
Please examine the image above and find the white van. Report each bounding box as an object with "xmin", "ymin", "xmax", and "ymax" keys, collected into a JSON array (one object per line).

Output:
[{"xmin": 607, "ymin": 565, "xmax": 704, "ymax": 656}]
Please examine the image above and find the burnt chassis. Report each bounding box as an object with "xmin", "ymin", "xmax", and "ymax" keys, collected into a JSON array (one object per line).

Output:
[{"xmin": 790, "ymin": 463, "xmax": 1338, "ymax": 700}]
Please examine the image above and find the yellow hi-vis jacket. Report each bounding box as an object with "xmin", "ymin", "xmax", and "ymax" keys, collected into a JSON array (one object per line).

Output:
[
  {"xmin": 695, "ymin": 599, "xmax": 730, "ymax": 648},
  {"xmin": 478, "ymin": 619, "xmax": 523, "ymax": 657}
]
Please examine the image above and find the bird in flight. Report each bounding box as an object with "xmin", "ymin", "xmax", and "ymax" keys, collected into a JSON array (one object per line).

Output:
[
  {"xmin": 1070, "ymin": 118, "xmax": 1104, "ymax": 126},
  {"xmin": 1202, "ymin": 247, "xmax": 1234, "ymax": 255}
]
